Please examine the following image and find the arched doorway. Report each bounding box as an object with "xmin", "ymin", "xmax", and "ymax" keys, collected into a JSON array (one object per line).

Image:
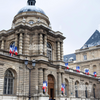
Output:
[{"xmin": 48, "ymin": 74, "xmax": 55, "ymax": 100}]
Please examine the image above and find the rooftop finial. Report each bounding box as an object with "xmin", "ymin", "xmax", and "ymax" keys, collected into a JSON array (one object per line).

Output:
[{"xmin": 27, "ymin": 0, "xmax": 36, "ymax": 6}]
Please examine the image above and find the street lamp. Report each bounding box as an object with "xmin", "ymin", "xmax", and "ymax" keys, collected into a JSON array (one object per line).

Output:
[{"xmin": 24, "ymin": 57, "xmax": 36, "ymax": 100}]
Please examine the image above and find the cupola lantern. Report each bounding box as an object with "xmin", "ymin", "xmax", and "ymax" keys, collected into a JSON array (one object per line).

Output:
[{"xmin": 27, "ymin": 0, "xmax": 36, "ymax": 6}]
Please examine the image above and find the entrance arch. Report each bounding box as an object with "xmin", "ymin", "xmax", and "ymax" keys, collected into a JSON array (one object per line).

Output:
[{"xmin": 48, "ymin": 74, "xmax": 55, "ymax": 100}]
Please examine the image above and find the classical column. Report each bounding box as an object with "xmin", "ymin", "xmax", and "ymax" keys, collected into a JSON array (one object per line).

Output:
[
  {"xmin": 39, "ymin": 34, "xmax": 43, "ymax": 55},
  {"xmin": 69, "ymin": 79, "xmax": 75, "ymax": 98},
  {"xmin": 61, "ymin": 42, "xmax": 63, "ymax": 61},
  {"xmin": 81, "ymin": 82, "xmax": 85, "ymax": 98},
  {"xmin": 44, "ymin": 35, "xmax": 47, "ymax": 56},
  {"xmin": 38, "ymin": 68, "xmax": 43, "ymax": 95},
  {"xmin": 23, "ymin": 33, "xmax": 29, "ymax": 55},
  {"xmin": 72, "ymin": 80, "xmax": 75, "ymax": 97},
  {"xmin": 90, "ymin": 82, "xmax": 94, "ymax": 99},
  {"xmin": 88, "ymin": 82, "xmax": 92, "ymax": 98},
  {"xmin": 78, "ymin": 82, "xmax": 81, "ymax": 98},
  {"xmin": 57, "ymin": 42, "xmax": 60, "ymax": 61},
  {"xmin": 1, "ymin": 40, "xmax": 4, "ymax": 49},
  {"xmin": 15, "ymin": 35, "xmax": 18, "ymax": 47},
  {"xmin": 19, "ymin": 33, "xmax": 23, "ymax": 54},
  {"xmin": 58, "ymin": 72, "xmax": 61, "ymax": 96},
  {"xmin": 44, "ymin": 69, "xmax": 48, "ymax": 95}
]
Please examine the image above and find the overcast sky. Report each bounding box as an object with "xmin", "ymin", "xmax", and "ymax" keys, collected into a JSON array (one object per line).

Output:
[{"xmin": 0, "ymin": 0, "xmax": 100, "ymax": 55}]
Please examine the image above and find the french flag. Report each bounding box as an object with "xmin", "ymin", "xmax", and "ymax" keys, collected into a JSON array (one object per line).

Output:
[
  {"xmin": 9, "ymin": 45, "xmax": 12, "ymax": 54},
  {"xmin": 12, "ymin": 45, "xmax": 15, "ymax": 54},
  {"xmin": 93, "ymin": 72, "xmax": 97, "ymax": 77},
  {"xmin": 76, "ymin": 66, "xmax": 80, "ymax": 73},
  {"xmin": 15, "ymin": 47, "xmax": 18, "ymax": 55},
  {"xmin": 85, "ymin": 69, "xmax": 89, "ymax": 75},
  {"xmin": 65, "ymin": 63, "xmax": 69, "ymax": 69},
  {"xmin": 42, "ymin": 81, "xmax": 47, "ymax": 92},
  {"xmin": 61, "ymin": 84, "xmax": 65, "ymax": 94}
]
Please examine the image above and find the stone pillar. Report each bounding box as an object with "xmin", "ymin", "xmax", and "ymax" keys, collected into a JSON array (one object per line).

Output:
[
  {"xmin": 88, "ymin": 83, "xmax": 92, "ymax": 98},
  {"xmin": 19, "ymin": 33, "xmax": 23, "ymax": 54},
  {"xmin": 69, "ymin": 79, "xmax": 75, "ymax": 98},
  {"xmin": 58, "ymin": 72, "xmax": 61, "ymax": 96},
  {"xmin": 44, "ymin": 69, "xmax": 48, "ymax": 95},
  {"xmin": 1, "ymin": 40, "xmax": 4, "ymax": 49},
  {"xmin": 15, "ymin": 35, "xmax": 18, "ymax": 47},
  {"xmin": 90, "ymin": 83, "xmax": 94, "ymax": 99},
  {"xmin": 44, "ymin": 35, "xmax": 47, "ymax": 56},
  {"xmin": 38, "ymin": 68, "xmax": 43, "ymax": 95},
  {"xmin": 39, "ymin": 34, "xmax": 43, "ymax": 55},
  {"xmin": 72, "ymin": 80, "xmax": 75, "ymax": 97},
  {"xmin": 23, "ymin": 33, "xmax": 29, "ymax": 55},
  {"xmin": 57, "ymin": 42, "xmax": 60, "ymax": 60},
  {"xmin": 78, "ymin": 82, "xmax": 82, "ymax": 98},
  {"xmin": 61, "ymin": 42, "xmax": 63, "ymax": 61},
  {"xmin": 81, "ymin": 82, "xmax": 85, "ymax": 98}
]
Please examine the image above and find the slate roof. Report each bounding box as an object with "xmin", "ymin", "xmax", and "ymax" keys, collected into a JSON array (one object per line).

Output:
[
  {"xmin": 63, "ymin": 53, "xmax": 76, "ymax": 62},
  {"xmin": 81, "ymin": 30, "xmax": 100, "ymax": 49}
]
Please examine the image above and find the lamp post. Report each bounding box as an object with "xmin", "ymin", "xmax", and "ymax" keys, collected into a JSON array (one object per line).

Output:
[{"xmin": 24, "ymin": 58, "xmax": 36, "ymax": 100}]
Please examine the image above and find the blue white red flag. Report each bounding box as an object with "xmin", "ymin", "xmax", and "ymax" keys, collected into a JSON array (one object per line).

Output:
[
  {"xmin": 61, "ymin": 84, "xmax": 65, "ymax": 93},
  {"xmin": 9, "ymin": 45, "xmax": 12, "ymax": 54},
  {"xmin": 9, "ymin": 45, "xmax": 18, "ymax": 56},
  {"xmin": 65, "ymin": 63, "xmax": 69, "ymax": 69},
  {"xmin": 42, "ymin": 81, "xmax": 47, "ymax": 92},
  {"xmin": 10, "ymin": 53, "xmax": 13, "ymax": 57},
  {"xmin": 85, "ymin": 69, "xmax": 89, "ymax": 75},
  {"xmin": 93, "ymin": 72, "xmax": 97, "ymax": 77},
  {"xmin": 76, "ymin": 66, "xmax": 80, "ymax": 72},
  {"xmin": 15, "ymin": 47, "xmax": 18, "ymax": 55},
  {"xmin": 12, "ymin": 45, "xmax": 15, "ymax": 55}
]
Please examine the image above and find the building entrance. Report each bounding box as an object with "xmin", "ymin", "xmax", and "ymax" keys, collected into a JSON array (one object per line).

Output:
[{"xmin": 48, "ymin": 75, "xmax": 54, "ymax": 100}]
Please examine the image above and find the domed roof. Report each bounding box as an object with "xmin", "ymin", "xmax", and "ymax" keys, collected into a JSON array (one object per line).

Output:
[{"xmin": 18, "ymin": 5, "xmax": 46, "ymax": 15}]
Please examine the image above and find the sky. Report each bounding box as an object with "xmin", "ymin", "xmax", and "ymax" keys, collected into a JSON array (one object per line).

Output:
[{"xmin": 0, "ymin": 0, "xmax": 100, "ymax": 55}]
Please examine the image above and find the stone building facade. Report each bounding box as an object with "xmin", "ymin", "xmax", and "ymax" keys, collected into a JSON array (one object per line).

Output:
[
  {"xmin": 0, "ymin": 0, "xmax": 100, "ymax": 100},
  {"xmin": 64, "ymin": 30, "xmax": 100, "ymax": 77}
]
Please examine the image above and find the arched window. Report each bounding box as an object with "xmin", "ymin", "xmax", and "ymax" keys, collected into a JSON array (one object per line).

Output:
[
  {"xmin": 75, "ymin": 81, "xmax": 79, "ymax": 98},
  {"xmin": 93, "ymin": 84, "xmax": 96, "ymax": 98},
  {"xmin": 3, "ymin": 70, "xmax": 14, "ymax": 94},
  {"xmin": 47, "ymin": 42, "xmax": 52, "ymax": 60},
  {"xmin": 85, "ymin": 82, "xmax": 88, "ymax": 98}
]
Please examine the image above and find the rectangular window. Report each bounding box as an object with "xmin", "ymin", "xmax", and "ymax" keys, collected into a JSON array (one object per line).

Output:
[{"xmin": 84, "ymin": 55, "xmax": 87, "ymax": 60}]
